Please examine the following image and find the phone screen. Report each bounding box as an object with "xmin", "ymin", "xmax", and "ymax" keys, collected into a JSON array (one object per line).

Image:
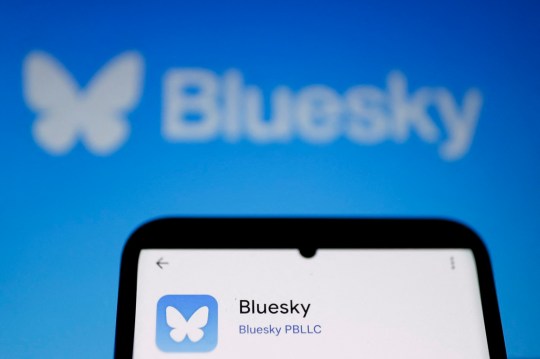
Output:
[{"xmin": 132, "ymin": 249, "xmax": 490, "ymax": 358}]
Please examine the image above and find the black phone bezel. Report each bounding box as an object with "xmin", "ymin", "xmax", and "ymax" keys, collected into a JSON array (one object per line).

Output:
[{"xmin": 114, "ymin": 218, "xmax": 507, "ymax": 358}]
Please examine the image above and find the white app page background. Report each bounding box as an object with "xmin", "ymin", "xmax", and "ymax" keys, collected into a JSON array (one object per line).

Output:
[{"xmin": 133, "ymin": 249, "xmax": 490, "ymax": 359}]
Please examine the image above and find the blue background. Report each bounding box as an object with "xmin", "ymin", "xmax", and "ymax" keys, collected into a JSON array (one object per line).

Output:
[{"xmin": 0, "ymin": 0, "xmax": 539, "ymax": 358}]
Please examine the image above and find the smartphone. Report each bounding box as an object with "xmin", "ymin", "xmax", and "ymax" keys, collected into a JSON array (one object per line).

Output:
[{"xmin": 114, "ymin": 218, "xmax": 507, "ymax": 358}]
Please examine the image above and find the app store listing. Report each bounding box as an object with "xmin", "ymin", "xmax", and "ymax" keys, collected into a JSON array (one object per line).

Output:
[{"xmin": 133, "ymin": 249, "xmax": 489, "ymax": 359}]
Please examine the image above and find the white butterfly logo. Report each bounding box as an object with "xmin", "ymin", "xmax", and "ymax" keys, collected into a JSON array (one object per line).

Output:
[
  {"xmin": 22, "ymin": 51, "xmax": 144, "ymax": 155},
  {"xmin": 166, "ymin": 305, "xmax": 209, "ymax": 343}
]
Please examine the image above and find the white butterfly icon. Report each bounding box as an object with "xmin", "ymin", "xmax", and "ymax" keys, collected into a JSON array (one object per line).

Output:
[
  {"xmin": 166, "ymin": 305, "xmax": 209, "ymax": 343},
  {"xmin": 22, "ymin": 51, "xmax": 144, "ymax": 155}
]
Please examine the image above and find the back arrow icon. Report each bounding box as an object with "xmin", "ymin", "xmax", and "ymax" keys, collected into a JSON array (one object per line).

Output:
[{"xmin": 156, "ymin": 257, "xmax": 169, "ymax": 269}]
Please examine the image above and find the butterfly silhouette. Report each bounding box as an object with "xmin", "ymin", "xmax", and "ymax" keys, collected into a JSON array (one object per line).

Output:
[
  {"xmin": 166, "ymin": 305, "xmax": 209, "ymax": 343},
  {"xmin": 23, "ymin": 51, "xmax": 144, "ymax": 155}
]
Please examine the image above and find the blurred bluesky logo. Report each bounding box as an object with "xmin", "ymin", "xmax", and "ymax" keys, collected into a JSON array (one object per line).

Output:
[
  {"xmin": 22, "ymin": 52, "xmax": 482, "ymax": 161},
  {"xmin": 23, "ymin": 51, "xmax": 144, "ymax": 155}
]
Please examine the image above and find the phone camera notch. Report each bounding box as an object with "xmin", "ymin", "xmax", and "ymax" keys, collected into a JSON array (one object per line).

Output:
[{"xmin": 299, "ymin": 248, "xmax": 317, "ymax": 259}]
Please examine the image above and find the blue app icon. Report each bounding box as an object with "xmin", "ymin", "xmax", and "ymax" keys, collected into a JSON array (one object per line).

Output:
[{"xmin": 156, "ymin": 295, "xmax": 218, "ymax": 352}]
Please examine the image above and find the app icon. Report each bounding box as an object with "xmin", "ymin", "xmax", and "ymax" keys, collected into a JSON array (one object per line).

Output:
[{"xmin": 156, "ymin": 295, "xmax": 218, "ymax": 352}]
